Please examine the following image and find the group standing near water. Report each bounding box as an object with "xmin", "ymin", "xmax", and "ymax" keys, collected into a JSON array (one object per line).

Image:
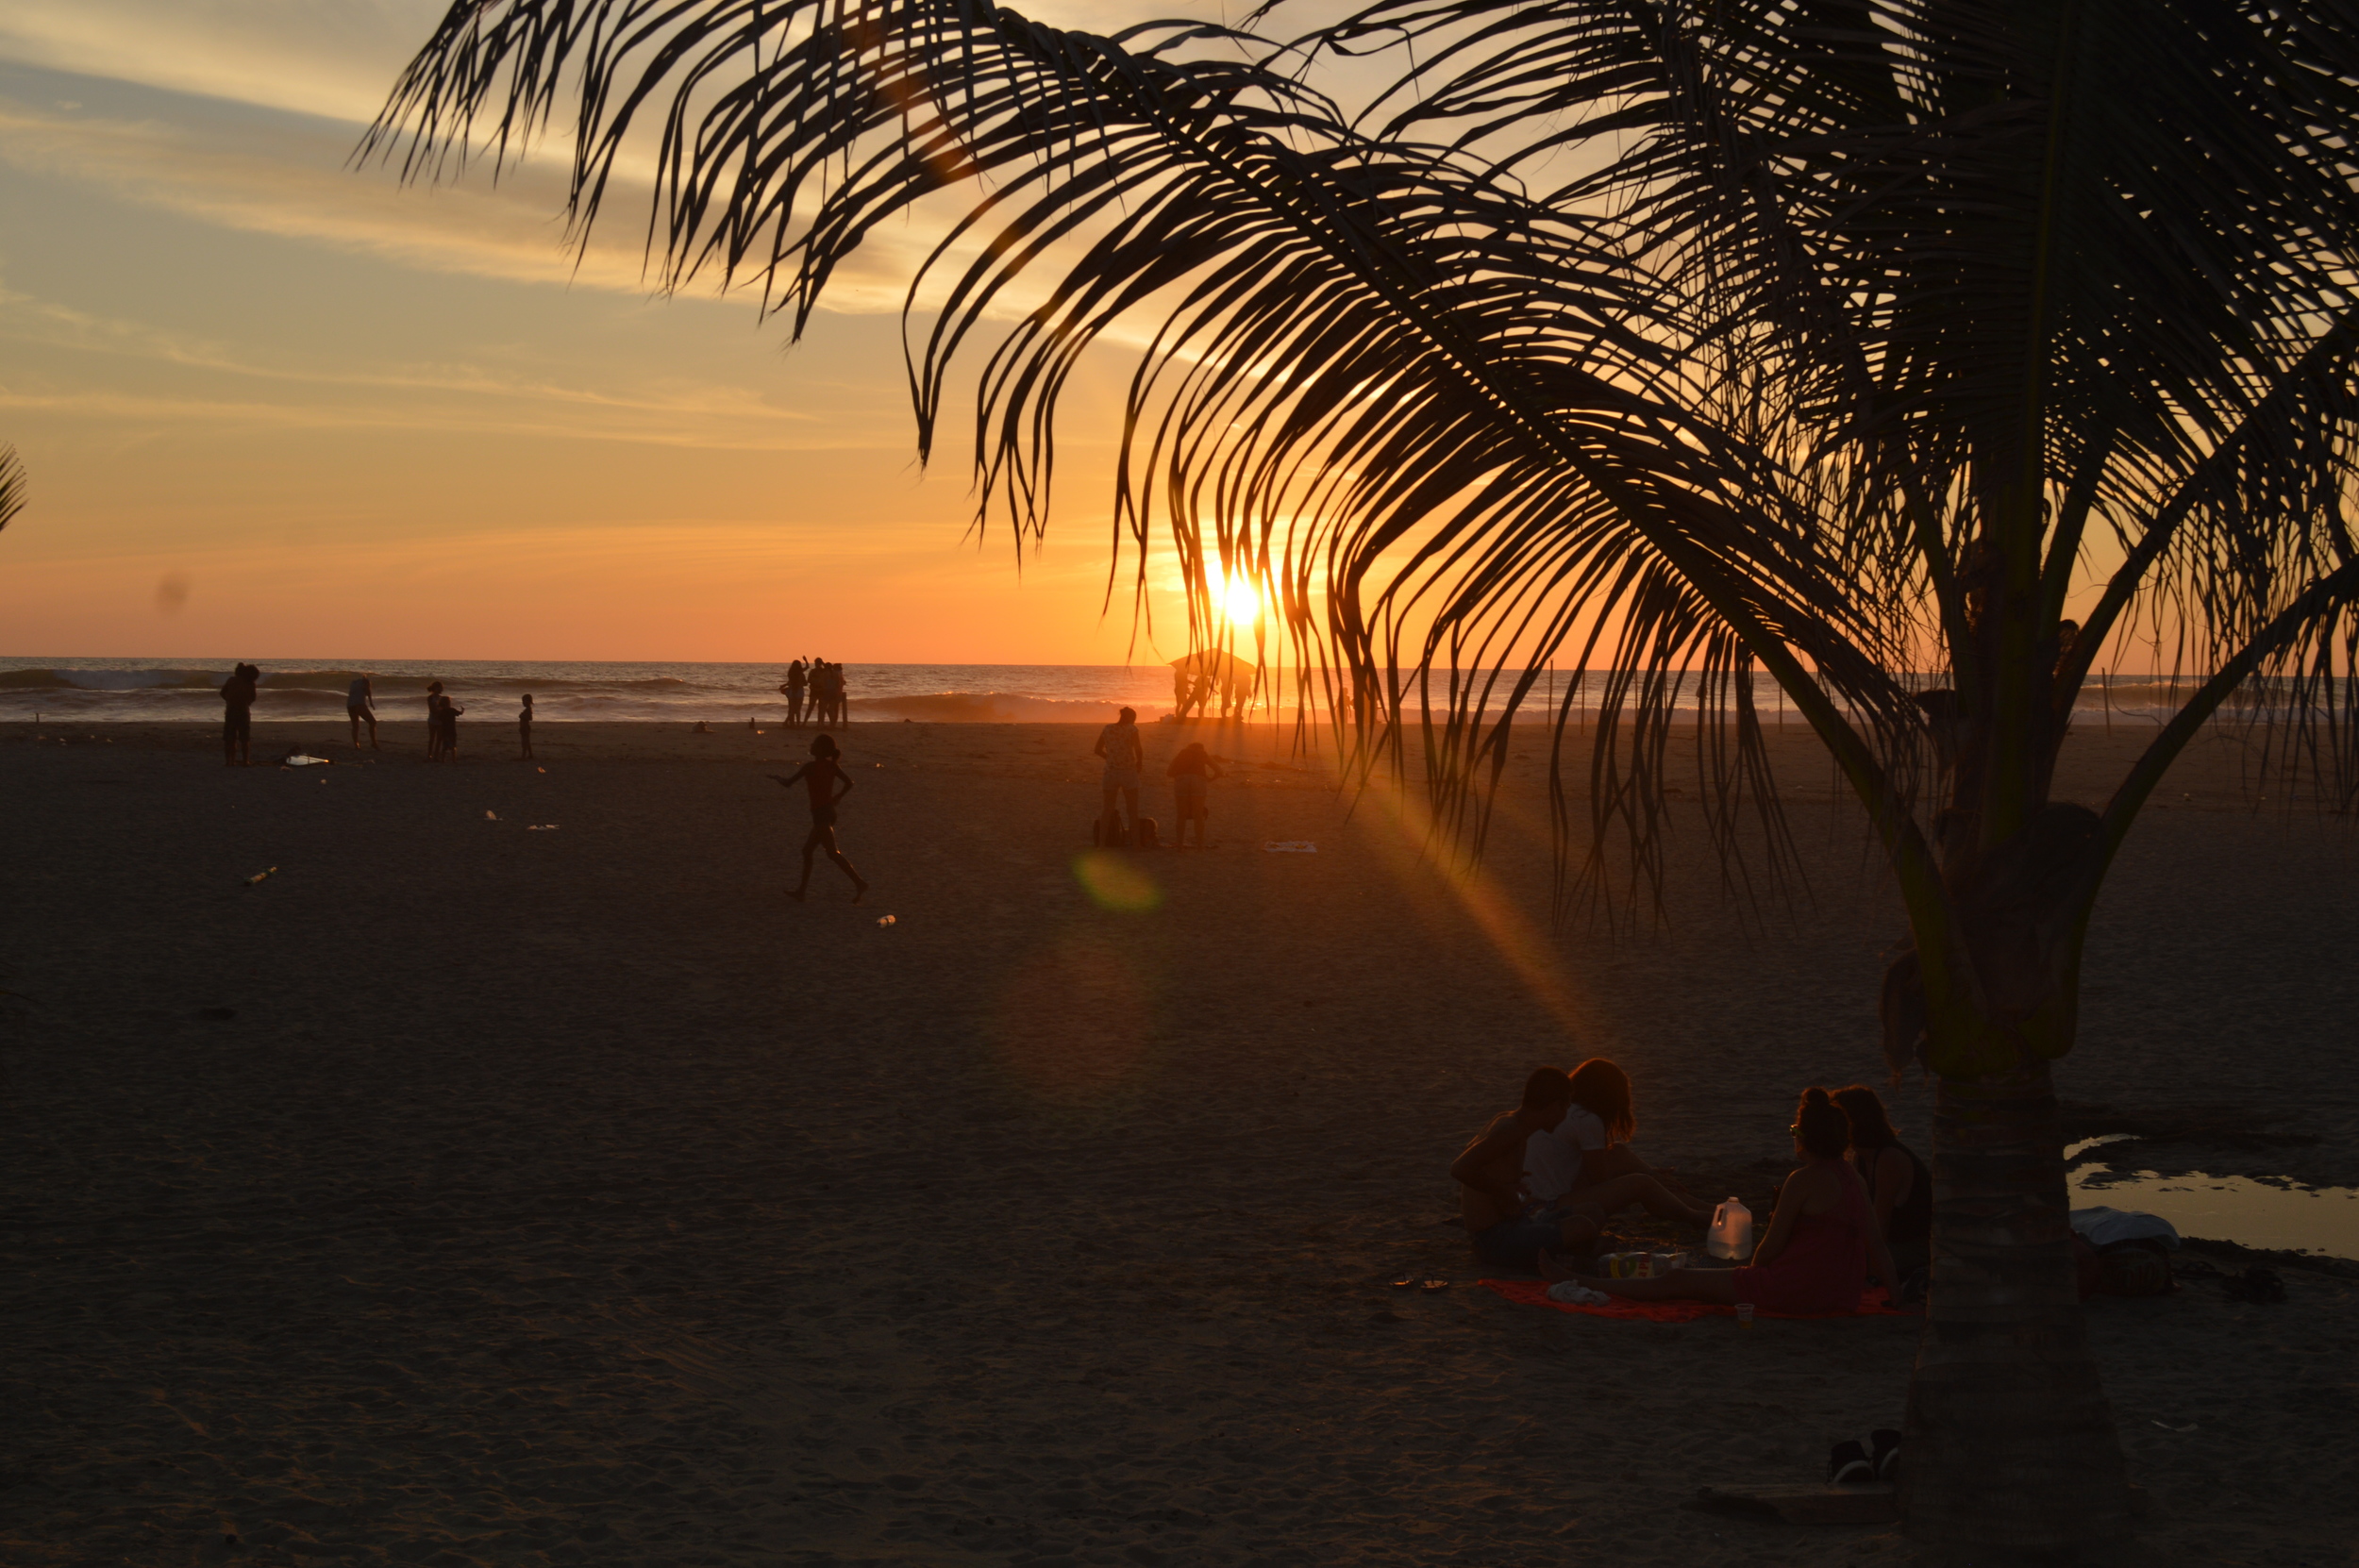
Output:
[
  {"xmin": 778, "ymin": 659, "xmax": 847, "ymax": 726},
  {"xmin": 220, "ymin": 665, "xmax": 538, "ymax": 764}
]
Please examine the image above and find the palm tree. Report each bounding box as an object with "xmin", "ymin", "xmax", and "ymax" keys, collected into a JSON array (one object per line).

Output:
[{"xmin": 368, "ymin": 2, "xmax": 2359, "ymax": 1552}]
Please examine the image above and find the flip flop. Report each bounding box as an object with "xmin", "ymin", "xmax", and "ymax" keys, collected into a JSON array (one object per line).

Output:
[
  {"xmin": 1870, "ymin": 1428, "xmax": 1903, "ymax": 1483},
  {"xmin": 1421, "ymin": 1279, "xmax": 1449, "ymax": 1292},
  {"xmin": 1390, "ymin": 1276, "xmax": 1417, "ymax": 1289},
  {"xmin": 1828, "ymin": 1440, "xmax": 1875, "ymax": 1486}
]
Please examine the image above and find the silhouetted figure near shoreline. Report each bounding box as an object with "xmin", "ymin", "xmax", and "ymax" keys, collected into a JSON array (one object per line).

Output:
[
  {"xmin": 519, "ymin": 693, "xmax": 535, "ymax": 759},
  {"xmin": 426, "ymin": 681, "xmax": 462, "ymax": 762},
  {"xmin": 1095, "ymin": 706, "xmax": 1144, "ymax": 842},
  {"xmin": 772, "ymin": 734, "xmax": 867, "ymax": 902},
  {"xmin": 1166, "ymin": 741, "xmax": 1222, "ymax": 848},
  {"xmin": 781, "ymin": 659, "xmax": 808, "ymax": 726},
  {"xmin": 221, "ymin": 663, "xmax": 258, "ymax": 767},
  {"xmin": 347, "ymin": 675, "xmax": 378, "ymax": 749}
]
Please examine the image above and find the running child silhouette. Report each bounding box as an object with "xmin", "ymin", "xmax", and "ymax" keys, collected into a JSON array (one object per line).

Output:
[{"xmin": 771, "ymin": 734, "xmax": 868, "ymax": 903}]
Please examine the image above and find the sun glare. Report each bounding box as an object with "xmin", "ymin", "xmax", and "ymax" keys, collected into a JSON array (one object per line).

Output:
[{"xmin": 1219, "ymin": 570, "xmax": 1263, "ymax": 625}]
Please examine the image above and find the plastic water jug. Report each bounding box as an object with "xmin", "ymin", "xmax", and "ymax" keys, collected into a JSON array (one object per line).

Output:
[{"xmin": 1708, "ymin": 1197, "xmax": 1754, "ymax": 1260}]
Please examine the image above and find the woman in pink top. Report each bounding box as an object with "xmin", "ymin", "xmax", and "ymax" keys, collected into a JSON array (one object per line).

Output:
[{"xmin": 1571, "ymin": 1087, "xmax": 1895, "ymax": 1311}]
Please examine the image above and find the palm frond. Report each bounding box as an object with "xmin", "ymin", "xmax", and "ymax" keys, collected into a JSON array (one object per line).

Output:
[
  {"xmin": 0, "ymin": 447, "xmax": 24, "ymax": 534},
  {"xmin": 368, "ymin": 0, "xmax": 2359, "ymax": 926}
]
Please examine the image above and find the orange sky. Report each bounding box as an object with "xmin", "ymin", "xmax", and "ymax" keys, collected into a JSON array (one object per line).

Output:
[{"xmin": 0, "ymin": 1, "xmax": 1207, "ymax": 665}]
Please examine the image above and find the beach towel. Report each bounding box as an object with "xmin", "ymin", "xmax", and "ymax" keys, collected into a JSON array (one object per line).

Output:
[{"xmin": 1481, "ymin": 1278, "xmax": 1916, "ymax": 1322}]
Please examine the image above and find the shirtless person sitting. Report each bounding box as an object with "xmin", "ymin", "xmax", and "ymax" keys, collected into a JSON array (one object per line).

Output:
[
  {"xmin": 1454, "ymin": 1069, "xmax": 1606, "ymax": 1270},
  {"xmin": 1456, "ymin": 1068, "xmax": 1716, "ymax": 1272}
]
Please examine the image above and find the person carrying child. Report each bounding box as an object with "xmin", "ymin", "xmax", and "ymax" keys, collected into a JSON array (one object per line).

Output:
[
  {"xmin": 1165, "ymin": 742, "xmax": 1223, "ymax": 848},
  {"xmin": 771, "ymin": 733, "xmax": 868, "ymax": 903}
]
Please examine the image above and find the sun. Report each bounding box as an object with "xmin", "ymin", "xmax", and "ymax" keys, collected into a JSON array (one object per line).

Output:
[{"xmin": 1218, "ymin": 570, "xmax": 1263, "ymax": 625}]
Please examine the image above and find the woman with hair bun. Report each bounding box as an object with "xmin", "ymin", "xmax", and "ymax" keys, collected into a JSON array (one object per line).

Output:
[{"xmin": 1569, "ymin": 1088, "xmax": 1896, "ymax": 1310}]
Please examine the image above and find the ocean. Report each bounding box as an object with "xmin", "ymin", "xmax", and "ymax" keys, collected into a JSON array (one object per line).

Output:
[{"xmin": 0, "ymin": 657, "xmax": 2218, "ymax": 726}]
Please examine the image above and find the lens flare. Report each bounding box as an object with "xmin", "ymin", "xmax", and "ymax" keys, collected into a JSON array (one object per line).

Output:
[
  {"xmin": 1073, "ymin": 850, "xmax": 1163, "ymax": 911},
  {"xmin": 1219, "ymin": 570, "xmax": 1263, "ymax": 625}
]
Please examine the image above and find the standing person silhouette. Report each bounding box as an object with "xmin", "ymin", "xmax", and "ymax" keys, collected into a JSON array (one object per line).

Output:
[
  {"xmin": 1165, "ymin": 741, "xmax": 1223, "ymax": 848},
  {"xmin": 221, "ymin": 662, "xmax": 258, "ymax": 767},
  {"xmin": 771, "ymin": 734, "xmax": 868, "ymax": 902},
  {"xmin": 518, "ymin": 693, "xmax": 535, "ymax": 759},
  {"xmin": 347, "ymin": 675, "xmax": 378, "ymax": 749},
  {"xmin": 1095, "ymin": 706, "xmax": 1145, "ymax": 842},
  {"xmin": 781, "ymin": 659, "xmax": 808, "ymax": 726}
]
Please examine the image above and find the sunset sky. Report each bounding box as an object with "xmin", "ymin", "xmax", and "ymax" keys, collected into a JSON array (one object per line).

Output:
[{"xmin": 0, "ymin": 0, "xmax": 1198, "ymax": 666}]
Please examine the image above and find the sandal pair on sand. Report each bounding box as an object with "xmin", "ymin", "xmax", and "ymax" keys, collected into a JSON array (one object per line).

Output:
[{"xmin": 1828, "ymin": 1430, "xmax": 1902, "ymax": 1487}]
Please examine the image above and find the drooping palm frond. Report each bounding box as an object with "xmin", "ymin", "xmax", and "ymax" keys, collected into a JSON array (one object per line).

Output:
[
  {"xmin": 1326, "ymin": 0, "xmax": 2359, "ymax": 831},
  {"xmin": 366, "ymin": 0, "xmax": 1944, "ymax": 919},
  {"xmin": 0, "ymin": 447, "xmax": 24, "ymax": 534},
  {"xmin": 367, "ymin": 1, "xmax": 2359, "ymax": 938}
]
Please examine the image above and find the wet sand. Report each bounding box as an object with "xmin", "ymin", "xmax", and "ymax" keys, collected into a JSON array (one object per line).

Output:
[{"xmin": 2, "ymin": 717, "xmax": 2354, "ymax": 1565}]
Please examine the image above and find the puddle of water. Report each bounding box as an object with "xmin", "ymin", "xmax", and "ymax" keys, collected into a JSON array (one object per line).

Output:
[{"xmin": 2063, "ymin": 1139, "xmax": 2359, "ymax": 1258}]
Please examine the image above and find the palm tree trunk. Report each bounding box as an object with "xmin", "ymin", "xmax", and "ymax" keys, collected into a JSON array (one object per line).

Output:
[{"xmin": 1901, "ymin": 1060, "xmax": 2134, "ymax": 1556}]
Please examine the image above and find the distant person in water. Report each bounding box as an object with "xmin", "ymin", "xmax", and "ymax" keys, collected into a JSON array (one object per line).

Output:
[
  {"xmin": 1833, "ymin": 1084, "xmax": 1932, "ymax": 1296},
  {"xmin": 346, "ymin": 675, "xmax": 377, "ymax": 749},
  {"xmin": 771, "ymin": 733, "xmax": 868, "ymax": 902},
  {"xmin": 1095, "ymin": 706, "xmax": 1145, "ymax": 842},
  {"xmin": 781, "ymin": 659, "xmax": 808, "ymax": 726},
  {"xmin": 518, "ymin": 693, "xmax": 535, "ymax": 759},
  {"xmin": 1560, "ymin": 1088, "xmax": 1896, "ymax": 1310},
  {"xmin": 1165, "ymin": 741, "xmax": 1222, "ymax": 848},
  {"xmin": 221, "ymin": 662, "xmax": 258, "ymax": 767}
]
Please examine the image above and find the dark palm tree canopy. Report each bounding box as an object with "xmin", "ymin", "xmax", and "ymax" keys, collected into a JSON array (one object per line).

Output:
[{"xmin": 366, "ymin": 0, "xmax": 2359, "ymax": 916}]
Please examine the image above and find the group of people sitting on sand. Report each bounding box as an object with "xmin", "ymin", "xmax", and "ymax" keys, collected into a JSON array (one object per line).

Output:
[{"xmin": 1454, "ymin": 1060, "xmax": 1931, "ymax": 1312}]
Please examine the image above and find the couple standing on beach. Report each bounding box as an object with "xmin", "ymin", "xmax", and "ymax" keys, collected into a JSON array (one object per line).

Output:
[{"xmin": 1095, "ymin": 707, "xmax": 1222, "ymax": 849}]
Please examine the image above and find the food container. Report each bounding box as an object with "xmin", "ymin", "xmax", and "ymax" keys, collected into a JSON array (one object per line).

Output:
[{"xmin": 1650, "ymin": 1250, "xmax": 1686, "ymax": 1276}]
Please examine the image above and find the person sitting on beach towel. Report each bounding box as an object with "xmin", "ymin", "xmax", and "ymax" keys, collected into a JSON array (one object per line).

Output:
[
  {"xmin": 1455, "ymin": 1069, "xmax": 1600, "ymax": 1268},
  {"xmin": 1455, "ymin": 1071, "xmax": 1708, "ymax": 1271},
  {"xmin": 1523, "ymin": 1058, "xmax": 1697, "ymax": 1213},
  {"xmin": 1559, "ymin": 1088, "xmax": 1897, "ymax": 1312},
  {"xmin": 1833, "ymin": 1084, "xmax": 1931, "ymax": 1294}
]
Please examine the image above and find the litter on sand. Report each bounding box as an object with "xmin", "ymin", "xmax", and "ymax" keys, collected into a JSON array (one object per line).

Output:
[
  {"xmin": 536, "ymin": 767, "xmax": 546, "ymax": 774},
  {"xmin": 281, "ymin": 754, "xmax": 332, "ymax": 767},
  {"xmin": 243, "ymin": 867, "xmax": 277, "ymax": 887},
  {"xmin": 485, "ymin": 810, "xmax": 498, "ymax": 821},
  {"xmin": 527, "ymin": 825, "xmax": 560, "ymax": 831},
  {"xmin": 1263, "ymin": 841, "xmax": 1318, "ymax": 854},
  {"xmin": 877, "ymin": 914, "xmax": 898, "ymax": 926}
]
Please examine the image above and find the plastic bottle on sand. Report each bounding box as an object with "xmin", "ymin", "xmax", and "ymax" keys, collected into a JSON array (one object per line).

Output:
[{"xmin": 1708, "ymin": 1197, "xmax": 1754, "ymax": 1260}]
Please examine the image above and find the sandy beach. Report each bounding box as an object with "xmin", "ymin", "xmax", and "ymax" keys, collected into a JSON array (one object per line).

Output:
[{"xmin": 3, "ymin": 716, "xmax": 2354, "ymax": 1565}]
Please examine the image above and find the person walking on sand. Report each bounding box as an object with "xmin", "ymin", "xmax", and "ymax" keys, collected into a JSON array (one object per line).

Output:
[
  {"xmin": 518, "ymin": 693, "xmax": 535, "ymax": 759},
  {"xmin": 1095, "ymin": 706, "xmax": 1145, "ymax": 842},
  {"xmin": 347, "ymin": 675, "xmax": 378, "ymax": 749},
  {"xmin": 1166, "ymin": 741, "xmax": 1223, "ymax": 848},
  {"xmin": 771, "ymin": 733, "xmax": 868, "ymax": 902},
  {"xmin": 221, "ymin": 662, "xmax": 259, "ymax": 767},
  {"xmin": 781, "ymin": 659, "xmax": 808, "ymax": 726}
]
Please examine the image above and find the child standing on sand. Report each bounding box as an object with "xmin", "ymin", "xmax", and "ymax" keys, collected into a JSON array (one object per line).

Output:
[
  {"xmin": 519, "ymin": 693, "xmax": 535, "ymax": 759},
  {"xmin": 770, "ymin": 734, "xmax": 868, "ymax": 903}
]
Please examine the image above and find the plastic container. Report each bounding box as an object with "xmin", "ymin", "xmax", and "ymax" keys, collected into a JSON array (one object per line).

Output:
[{"xmin": 1708, "ymin": 1197, "xmax": 1754, "ymax": 1260}]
